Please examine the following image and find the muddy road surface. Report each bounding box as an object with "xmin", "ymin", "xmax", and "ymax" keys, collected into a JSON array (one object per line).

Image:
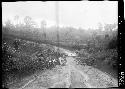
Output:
[{"xmin": 9, "ymin": 49, "xmax": 118, "ymax": 89}]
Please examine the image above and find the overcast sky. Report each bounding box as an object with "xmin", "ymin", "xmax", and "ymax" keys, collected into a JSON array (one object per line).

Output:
[{"xmin": 2, "ymin": 1, "xmax": 118, "ymax": 29}]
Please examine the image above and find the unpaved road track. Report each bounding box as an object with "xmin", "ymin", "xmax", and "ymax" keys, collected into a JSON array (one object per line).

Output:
[{"xmin": 9, "ymin": 49, "xmax": 118, "ymax": 89}]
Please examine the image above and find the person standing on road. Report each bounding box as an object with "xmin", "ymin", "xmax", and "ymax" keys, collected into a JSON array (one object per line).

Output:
[{"xmin": 59, "ymin": 54, "xmax": 67, "ymax": 66}]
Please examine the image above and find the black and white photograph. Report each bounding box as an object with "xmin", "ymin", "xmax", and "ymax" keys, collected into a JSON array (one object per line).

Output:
[{"xmin": 2, "ymin": 1, "xmax": 118, "ymax": 88}]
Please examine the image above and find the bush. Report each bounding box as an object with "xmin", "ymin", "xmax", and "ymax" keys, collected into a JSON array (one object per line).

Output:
[
  {"xmin": 77, "ymin": 46, "xmax": 118, "ymax": 68},
  {"xmin": 107, "ymin": 37, "xmax": 117, "ymax": 49}
]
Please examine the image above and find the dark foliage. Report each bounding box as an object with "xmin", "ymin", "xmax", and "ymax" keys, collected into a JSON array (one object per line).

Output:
[
  {"xmin": 107, "ymin": 37, "xmax": 117, "ymax": 49},
  {"xmin": 2, "ymin": 35, "xmax": 64, "ymax": 87}
]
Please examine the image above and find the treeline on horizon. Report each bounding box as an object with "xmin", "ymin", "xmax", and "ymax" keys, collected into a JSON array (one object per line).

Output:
[{"xmin": 2, "ymin": 16, "xmax": 117, "ymax": 51}]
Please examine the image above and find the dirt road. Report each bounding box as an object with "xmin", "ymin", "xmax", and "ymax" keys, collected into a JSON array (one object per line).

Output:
[{"xmin": 9, "ymin": 48, "xmax": 118, "ymax": 89}]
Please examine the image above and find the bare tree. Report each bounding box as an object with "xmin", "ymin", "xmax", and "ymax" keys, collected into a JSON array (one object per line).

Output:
[
  {"xmin": 14, "ymin": 15, "xmax": 19, "ymax": 27},
  {"xmin": 24, "ymin": 16, "xmax": 36, "ymax": 28},
  {"xmin": 41, "ymin": 20, "xmax": 47, "ymax": 41}
]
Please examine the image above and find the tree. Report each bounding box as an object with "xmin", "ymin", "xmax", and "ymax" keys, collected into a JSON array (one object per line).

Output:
[
  {"xmin": 24, "ymin": 16, "xmax": 36, "ymax": 28},
  {"xmin": 5, "ymin": 19, "xmax": 12, "ymax": 27},
  {"xmin": 41, "ymin": 20, "xmax": 47, "ymax": 41},
  {"xmin": 24, "ymin": 16, "xmax": 32, "ymax": 26},
  {"xmin": 14, "ymin": 15, "xmax": 19, "ymax": 27},
  {"xmin": 104, "ymin": 23, "xmax": 117, "ymax": 32},
  {"xmin": 98, "ymin": 22, "xmax": 103, "ymax": 31}
]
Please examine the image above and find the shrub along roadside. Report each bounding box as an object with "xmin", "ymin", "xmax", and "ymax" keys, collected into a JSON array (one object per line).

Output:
[{"xmin": 76, "ymin": 48, "xmax": 118, "ymax": 70}]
